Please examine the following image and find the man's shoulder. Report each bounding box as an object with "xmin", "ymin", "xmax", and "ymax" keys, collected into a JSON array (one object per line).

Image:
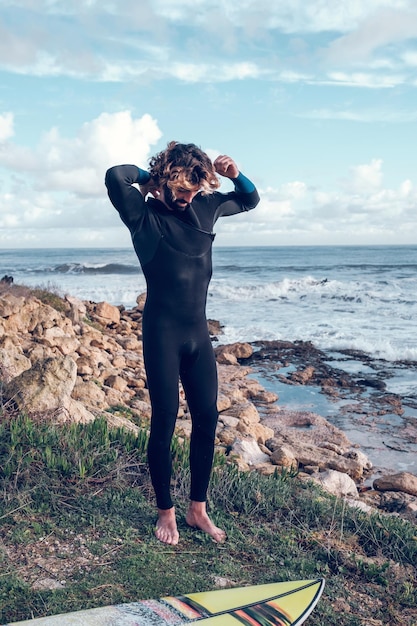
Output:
[{"xmin": 193, "ymin": 192, "xmax": 223, "ymax": 208}]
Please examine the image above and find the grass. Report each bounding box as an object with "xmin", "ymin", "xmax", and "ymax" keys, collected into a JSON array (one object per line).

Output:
[{"xmin": 0, "ymin": 412, "xmax": 416, "ymax": 625}]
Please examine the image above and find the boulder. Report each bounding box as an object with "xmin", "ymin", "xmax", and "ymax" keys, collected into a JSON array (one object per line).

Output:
[
  {"xmin": 373, "ymin": 472, "xmax": 417, "ymax": 497},
  {"xmin": 270, "ymin": 445, "xmax": 298, "ymax": 470},
  {"xmin": 230, "ymin": 437, "xmax": 270, "ymax": 466},
  {"xmin": 215, "ymin": 342, "xmax": 253, "ymax": 361},
  {"xmin": 4, "ymin": 355, "xmax": 77, "ymax": 415},
  {"xmin": 94, "ymin": 302, "xmax": 121, "ymax": 325},
  {"xmin": 0, "ymin": 337, "xmax": 32, "ymax": 380},
  {"xmin": 136, "ymin": 292, "xmax": 147, "ymax": 312},
  {"xmin": 311, "ymin": 469, "xmax": 359, "ymax": 498}
]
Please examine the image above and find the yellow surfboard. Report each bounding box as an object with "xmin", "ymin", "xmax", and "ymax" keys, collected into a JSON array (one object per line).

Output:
[{"xmin": 5, "ymin": 578, "xmax": 325, "ymax": 626}]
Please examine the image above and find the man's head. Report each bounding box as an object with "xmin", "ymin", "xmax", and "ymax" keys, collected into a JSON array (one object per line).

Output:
[{"xmin": 149, "ymin": 142, "xmax": 220, "ymax": 211}]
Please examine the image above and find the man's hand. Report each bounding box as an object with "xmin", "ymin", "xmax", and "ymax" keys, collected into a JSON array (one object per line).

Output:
[
  {"xmin": 139, "ymin": 177, "xmax": 160, "ymax": 199},
  {"xmin": 213, "ymin": 155, "xmax": 239, "ymax": 179}
]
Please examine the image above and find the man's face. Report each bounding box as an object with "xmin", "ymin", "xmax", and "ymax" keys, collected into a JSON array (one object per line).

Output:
[{"xmin": 160, "ymin": 184, "xmax": 200, "ymax": 212}]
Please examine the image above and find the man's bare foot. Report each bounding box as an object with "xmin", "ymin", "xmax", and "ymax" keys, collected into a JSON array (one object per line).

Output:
[
  {"xmin": 155, "ymin": 507, "xmax": 179, "ymax": 545},
  {"xmin": 186, "ymin": 501, "xmax": 226, "ymax": 543}
]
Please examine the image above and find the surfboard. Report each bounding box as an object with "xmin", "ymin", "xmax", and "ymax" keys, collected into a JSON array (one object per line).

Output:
[{"xmin": 5, "ymin": 578, "xmax": 325, "ymax": 626}]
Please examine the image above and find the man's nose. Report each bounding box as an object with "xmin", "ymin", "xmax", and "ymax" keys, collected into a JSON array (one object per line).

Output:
[{"xmin": 182, "ymin": 191, "xmax": 195, "ymax": 202}]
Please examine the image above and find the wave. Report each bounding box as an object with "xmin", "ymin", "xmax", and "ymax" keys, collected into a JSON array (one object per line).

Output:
[
  {"xmin": 29, "ymin": 262, "xmax": 141, "ymax": 276},
  {"xmin": 318, "ymin": 336, "xmax": 417, "ymax": 363},
  {"xmin": 211, "ymin": 275, "xmax": 417, "ymax": 307},
  {"xmin": 212, "ymin": 275, "xmax": 331, "ymax": 299}
]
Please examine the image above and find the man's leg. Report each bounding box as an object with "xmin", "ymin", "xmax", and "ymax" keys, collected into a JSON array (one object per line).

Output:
[
  {"xmin": 180, "ymin": 336, "xmax": 226, "ymax": 542},
  {"xmin": 144, "ymin": 336, "xmax": 181, "ymax": 545}
]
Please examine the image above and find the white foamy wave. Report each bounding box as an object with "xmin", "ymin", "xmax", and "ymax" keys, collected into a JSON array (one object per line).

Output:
[
  {"xmin": 301, "ymin": 334, "xmax": 417, "ymax": 362},
  {"xmin": 211, "ymin": 275, "xmax": 337, "ymax": 301}
]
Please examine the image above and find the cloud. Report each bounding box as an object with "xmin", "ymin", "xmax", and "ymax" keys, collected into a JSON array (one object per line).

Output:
[
  {"xmin": 347, "ymin": 159, "xmax": 383, "ymax": 194},
  {"xmin": 0, "ymin": 111, "xmax": 162, "ymax": 233},
  {"xmin": 1, "ymin": 0, "xmax": 416, "ymax": 88},
  {"xmin": 323, "ymin": 6, "xmax": 417, "ymax": 64},
  {"xmin": 300, "ymin": 108, "xmax": 417, "ymax": 122},
  {"xmin": 0, "ymin": 111, "xmax": 162, "ymax": 191},
  {"xmin": 321, "ymin": 71, "xmax": 405, "ymax": 88},
  {"xmin": 0, "ymin": 112, "xmax": 14, "ymax": 142},
  {"xmin": 170, "ymin": 62, "xmax": 264, "ymax": 83},
  {"xmin": 215, "ymin": 158, "xmax": 417, "ymax": 245},
  {"xmin": 1, "ymin": 138, "xmax": 416, "ymax": 246}
]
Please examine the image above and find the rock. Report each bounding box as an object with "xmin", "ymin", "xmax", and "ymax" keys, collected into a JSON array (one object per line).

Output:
[
  {"xmin": 0, "ymin": 336, "xmax": 32, "ymax": 380},
  {"xmin": 217, "ymin": 393, "xmax": 232, "ymax": 412},
  {"xmin": 31, "ymin": 578, "xmax": 65, "ymax": 591},
  {"xmin": 94, "ymin": 301, "xmax": 121, "ymax": 325},
  {"xmin": 5, "ymin": 356, "xmax": 77, "ymax": 415},
  {"xmin": 0, "ymin": 274, "xmax": 13, "ymax": 285},
  {"xmin": 263, "ymin": 410, "xmax": 368, "ymax": 479},
  {"xmin": 373, "ymin": 472, "xmax": 417, "ymax": 497},
  {"xmin": 136, "ymin": 292, "xmax": 147, "ymax": 311},
  {"xmin": 219, "ymin": 415, "xmax": 240, "ymax": 429},
  {"xmin": 62, "ymin": 399, "xmax": 96, "ymax": 424},
  {"xmin": 216, "ymin": 352, "xmax": 238, "ymax": 365},
  {"xmin": 345, "ymin": 499, "xmax": 375, "ymax": 514},
  {"xmin": 344, "ymin": 449, "xmax": 373, "ymax": 470},
  {"xmin": 104, "ymin": 374, "xmax": 128, "ymax": 392},
  {"xmin": 237, "ymin": 421, "xmax": 274, "ymax": 444},
  {"xmin": 41, "ymin": 326, "xmax": 80, "ymax": 355},
  {"xmin": 378, "ymin": 491, "xmax": 409, "ymax": 512},
  {"xmin": 311, "ymin": 469, "xmax": 359, "ymax": 498},
  {"xmin": 0, "ymin": 294, "xmax": 26, "ymax": 318},
  {"xmin": 116, "ymin": 336, "xmax": 142, "ymax": 351},
  {"xmin": 218, "ymin": 427, "xmax": 238, "ymax": 446},
  {"xmin": 65, "ymin": 294, "xmax": 87, "ymax": 325},
  {"xmin": 104, "ymin": 412, "xmax": 141, "ymax": 435},
  {"xmin": 207, "ymin": 319, "xmax": 223, "ymax": 336},
  {"xmin": 230, "ymin": 437, "xmax": 270, "ymax": 466},
  {"xmin": 72, "ymin": 380, "xmax": 108, "ymax": 409},
  {"xmin": 229, "ymin": 401, "xmax": 260, "ymax": 424},
  {"xmin": 270, "ymin": 445, "xmax": 298, "ymax": 470},
  {"xmin": 289, "ymin": 366, "xmax": 315, "ymax": 384},
  {"xmin": 215, "ymin": 342, "xmax": 253, "ymax": 360}
]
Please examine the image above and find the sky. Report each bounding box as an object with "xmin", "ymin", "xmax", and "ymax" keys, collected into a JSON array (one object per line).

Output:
[{"xmin": 0, "ymin": 0, "xmax": 417, "ymax": 248}]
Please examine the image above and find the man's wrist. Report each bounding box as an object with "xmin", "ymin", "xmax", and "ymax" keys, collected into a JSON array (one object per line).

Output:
[
  {"xmin": 137, "ymin": 168, "xmax": 152, "ymax": 185},
  {"xmin": 232, "ymin": 172, "xmax": 256, "ymax": 193}
]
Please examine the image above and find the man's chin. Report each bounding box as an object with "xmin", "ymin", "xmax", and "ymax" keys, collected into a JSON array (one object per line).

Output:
[{"xmin": 174, "ymin": 202, "xmax": 189, "ymax": 211}]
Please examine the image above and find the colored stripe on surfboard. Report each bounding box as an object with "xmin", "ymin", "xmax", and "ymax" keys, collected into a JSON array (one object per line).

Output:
[{"xmin": 167, "ymin": 578, "xmax": 325, "ymax": 625}]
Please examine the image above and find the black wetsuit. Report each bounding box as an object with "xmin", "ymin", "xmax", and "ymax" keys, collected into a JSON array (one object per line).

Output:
[{"xmin": 105, "ymin": 165, "xmax": 260, "ymax": 509}]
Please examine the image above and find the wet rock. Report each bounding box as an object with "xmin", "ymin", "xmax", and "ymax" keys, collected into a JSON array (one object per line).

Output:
[{"xmin": 289, "ymin": 365, "xmax": 315, "ymax": 384}]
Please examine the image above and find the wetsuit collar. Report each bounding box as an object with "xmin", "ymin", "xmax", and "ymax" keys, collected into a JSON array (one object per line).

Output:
[{"xmin": 148, "ymin": 197, "xmax": 202, "ymax": 229}]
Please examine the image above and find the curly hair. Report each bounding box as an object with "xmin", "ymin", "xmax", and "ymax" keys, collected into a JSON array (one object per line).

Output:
[{"xmin": 148, "ymin": 141, "xmax": 220, "ymax": 196}]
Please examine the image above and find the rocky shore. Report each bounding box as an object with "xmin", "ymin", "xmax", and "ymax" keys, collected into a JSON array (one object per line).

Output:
[{"xmin": 1, "ymin": 284, "xmax": 416, "ymax": 524}]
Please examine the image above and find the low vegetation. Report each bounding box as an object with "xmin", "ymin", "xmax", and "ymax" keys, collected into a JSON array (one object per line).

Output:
[{"xmin": 0, "ymin": 405, "xmax": 416, "ymax": 626}]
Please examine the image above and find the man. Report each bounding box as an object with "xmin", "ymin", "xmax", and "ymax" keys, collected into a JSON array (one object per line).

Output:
[{"xmin": 105, "ymin": 142, "xmax": 260, "ymax": 545}]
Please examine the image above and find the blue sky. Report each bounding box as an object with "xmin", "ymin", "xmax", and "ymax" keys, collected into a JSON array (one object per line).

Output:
[{"xmin": 1, "ymin": 0, "xmax": 417, "ymax": 248}]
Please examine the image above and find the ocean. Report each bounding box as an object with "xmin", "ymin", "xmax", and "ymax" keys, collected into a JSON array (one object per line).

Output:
[
  {"xmin": 2, "ymin": 245, "xmax": 417, "ymax": 360},
  {"xmin": 2, "ymin": 245, "xmax": 417, "ymax": 475}
]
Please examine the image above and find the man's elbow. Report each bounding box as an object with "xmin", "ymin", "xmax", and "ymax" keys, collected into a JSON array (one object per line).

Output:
[
  {"xmin": 104, "ymin": 166, "xmax": 118, "ymax": 190},
  {"xmin": 245, "ymin": 190, "xmax": 260, "ymax": 211}
]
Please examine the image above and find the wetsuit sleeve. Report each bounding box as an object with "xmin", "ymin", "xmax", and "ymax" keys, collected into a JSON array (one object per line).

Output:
[
  {"xmin": 105, "ymin": 165, "xmax": 150, "ymax": 232},
  {"xmin": 212, "ymin": 172, "xmax": 260, "ymax": 221}
]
